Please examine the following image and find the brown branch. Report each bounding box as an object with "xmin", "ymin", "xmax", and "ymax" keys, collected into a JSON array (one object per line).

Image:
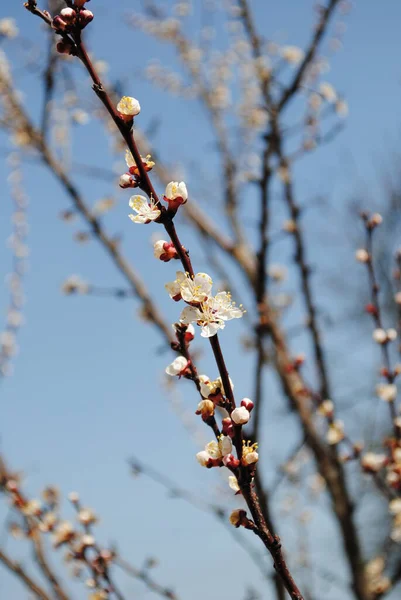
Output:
[
  {"xmin": 116, "ymin": 557, "xmax": 178, "ymax": 600},
  {"xmin": 30, "ymin": 530, "xmax": 70, "ymax": 600},
  {"xmin": 274, "ymin": 143, "xmax": 331, "ymax": 401},
  {"xmin": 0, "ymin": 70, "xmax": 172, "ymax": 345},
  {"xmin": 363, "ymin": 215, "xmax": 400, "ymax": 440},
  {"xmin": 128, "ymin": 457, "xmax": 273, "ymax": 584},
  {"xmin": 56, "ymin": 20, "xmax": 305, "ymax": 599},
  {"xmin": 277, "ymin": 0, "xmax": 341, "ymax": 113},
  {"xmin": 0, "ymin": 548, "xmax": 51, "ymax": 600}
]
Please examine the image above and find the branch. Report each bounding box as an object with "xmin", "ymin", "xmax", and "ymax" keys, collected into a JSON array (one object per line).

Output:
[
  {"xmin": 0, "ymin": 548, "xmax": 51, "ymax": 600},
  {"xmin": 277, "ymin": 0, "xmax": 341, "ymax": 113},
  {"xmin": 128, "ymin": 457, "xmax": 273, "ymax": 584}
]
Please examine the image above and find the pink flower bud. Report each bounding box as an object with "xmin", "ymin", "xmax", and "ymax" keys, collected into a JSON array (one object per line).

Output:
[
  {"xmin": 56, "ymin": 40, "xmax": 73, "ymax": 55},
  {"xmin": 60, "ymin": 8, "xmax": 76, "ymax": 22},
  {"xmin": 119, "ymin": 173, "xmax": 137, "ymax": 189},
  {"xmin": 223, "ymin": 454, "xmax": 240, "ymax": 469},
  {"xmin": 6, "ymin": 480, "xmax": 19, "ymax": 493},
  {"xmin": 222, "ymin": 417, "xmax": 234, "ymax": 437},
  {"xmin": 52, "ymin": 16, "xmax": 67, "ymax": 30},
  {"xmin": 184, "ymin": 323, "xmax": 195, "ymax": 343},
  {"xmin": 153, "ymin": 240, "xmax": 178, "ymax": 263},
  {"xmin": 78, "ymin": 9, "xmax": 94, "ymax": 29},
  {"xmin": 241, "ymin": 398, "xmax": 254, "ymax": 412}
]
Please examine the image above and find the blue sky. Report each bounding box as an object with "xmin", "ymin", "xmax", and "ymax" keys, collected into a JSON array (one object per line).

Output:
[{"xmin": 1, "ymin": 1, "xmax": 401, "ymax": 599}]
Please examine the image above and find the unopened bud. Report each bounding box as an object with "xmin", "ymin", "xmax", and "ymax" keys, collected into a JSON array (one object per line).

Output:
[
  {"xmin": 241, "ymin": 398, "xmax": 254, "ymax": 412},
  {"xmin": 56, "ymin": 40, "xmax": 73, "ymax": 55},
  {"xmin": 231, "ymin": 406, "xmax": 250, "ymax": 425},
  {"xmin": 355, "ymin": 248, "xmax": 369, "ymax": 263},
  {"xmin": 370, "ymin": 213, "xmax": 383, "ymax": 228},
  {"xmin": 229, "ymin": 509, "xmax": 254, "ymax": 529},
  {"xmin": 52, "ymin": 16, "xmax": 67, "ymax": 30},
  {"xmin": 6, "ymin": 480, "xmax": 18, "ymax": 493},
  {"xmin": 153, "ymin": 240, "xmax": 178, "ymax": 262},
  {"xmin": 223, "ymin": 454, "xmax": 240, "ymax": 469},
  {"xmin": 119, "ymin": 173, "xmax": 137, "ymax": 189},
  {"xmin": 79, "ymin": 9, "xmax": 94, "ymax": 29},
  {"xmin": 60, "ymin": 8, "xmax": 76, "ymax": 22},
  {"xmin": 184, "ymin": 323, "xmax": 195, "ymax": 343},
  {"xmin": 196, "ymin": 400, "xmax": 215, "ymax": 420},
  {"xmin": 68, "ymin": 491, "xmax": 80, "ymax": 504},
  {"xmin": 222, "ymin": 417, "xmax": 234, "ymax": 437}
]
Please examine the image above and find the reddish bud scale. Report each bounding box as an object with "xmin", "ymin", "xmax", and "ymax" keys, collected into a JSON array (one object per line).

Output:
[
  {"xmin": 223, "ymin": 454, "xmax": 240, "ymax": 469},
  {"xmin": 78, "ymin": 9, "xmax": 94, "ymax": 29},
  {"xmin": 60, "ymin": 8, "xmax": 77, "ymax": 22},
  {"xmin": 294, "ymin": 355, "xmax": 305, "ymax": 368},
  {"xmin": 129, "ymin": 162, "xmax": 153, "ymax": 176},
  {"xmin": 56, "ymin": 40, "xmax": 73, "ymax": 55},
  {"xmin": 241, "ymin": 398, "xmax": 254, "ymax": 411},
  {"xmin": 365, "ymin": 303, "xmax": 377, "ymax": 316},
  {"xmin": 164, "ymin": 196, "xmax": 186, "ymax": 212},
  {"xmin": 206, "ymin": 457, "xmax": 222, "ymax": 469},
  {"xmin": 159, "ymin": 242, "xmax": 178, "ymax": 263},
  {"xmin": 184, "ymin": 331, "xmax": 194, "ymax": 343},
  {"xmin": 222, "ymin": 417, "xmax": 234, "ymax": 437},
  {"xmin": 52, "ymin": 16, "xmax": 67, "ymax": 30}
]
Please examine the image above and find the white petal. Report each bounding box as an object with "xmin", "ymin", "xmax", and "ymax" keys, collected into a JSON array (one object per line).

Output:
[
  {"xmin": 129, "ymin": 195, "xmax": 148, "ymax": 212},
  {"xmin": 180, "ymin": 305, "xmax": 201, "ymax": 324},
  {"xmin": 200, "ymin": 321, "xmax": 224, "ymax": 338}
]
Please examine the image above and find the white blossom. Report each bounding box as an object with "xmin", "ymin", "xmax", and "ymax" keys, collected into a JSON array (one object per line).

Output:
[
  {"xmin": 319, "ymin": 82, "xmax": 337, "ymax": 103},
  {"xmin": 165, "ymin": 355, "xmax": 189, "ymax": 376},
  {"xmin": 231, "ymin": 406, "xmax": 250, "ymax": 425},
  {"xmin": 372, "ymin": 328, "xmax": 387, "ymax": 344},
  {"xmin": 196, "ymin": 436, "xmax": 232, "ymax": 467},
  {"xmin": 355, "ymin": 249, "xmax": 369, "ymax": 263},
  {"xmin": 228, "ymin": 476, "xmax": 240, "ymax": 493},
  {"xmin": 125, "ymin": 150, "xmax": 155, "ymax": 173},
  {"xmin": 0, "ymin": 18, "xmax": 18, "ymax": 38},
  {"xmin": 53, "ymin": 521, "xmax": 75, "ymax": 547},
  {"xmin": 326, "ymin": 420, "xmax": 344, "ymax": 445},
  {"xmin": 128, "ymin": 195, "xmax": 161, "ymax": 224},
  {"xmin": 196, "ymin": 450, "xmax": 210, "ymax": 467},
  {"xmin": 78, "ymin": 508, "xmax": 97, "ymax": 526},
  {"xmin": 180, "ymin": 292, "xmax": 244, "ymax": 337},
  {"xmin": 196, "ymin": 399, "xmax": 215, "ymax": 418},
  {"xmin": 154, "ymin": 240, "xmax": 168, "ymax": 259},
  {"xmin": 376, "ymin": 383, "xmax": 397, "ymax": 402},
  {"xmin": 389, "ymin": 499, "xmax": 401, "ymax": 515},
  {"xmin": 199, "ymin": 374, "xmax": 234, "ymax": 398},
  {"xmin": 361, "ymin": 452, "xmax": 387, "ymax": 472},
  {"xmin": 117, "ymin": 96, "xmax": 141, "ymax": 117},
  {"xmin": 394, "ymin": 291, "xmax": 401, "ymax": 305},
  {"xmin": 165, "ymin": 181, "xmax": 188, "ymax": 202},
  {"xmin": 119, "ymin": 173, "xmax": 135, "ymax": 188},
  {"xmin": 281, "ymin": 46, "xmax": 304, "ymax": 64},
  {"xmin": 387, "ymin": 328, "xmax": 397, "ymax": 341},
  {"xmin": 165, "ymin": 271, "xmax": 213, "ymax": 303}
]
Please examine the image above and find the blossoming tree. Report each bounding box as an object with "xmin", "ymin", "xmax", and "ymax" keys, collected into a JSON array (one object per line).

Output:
[{"xmin": 1, "ymin": 1, "xmax": 401, "ymax": 599}]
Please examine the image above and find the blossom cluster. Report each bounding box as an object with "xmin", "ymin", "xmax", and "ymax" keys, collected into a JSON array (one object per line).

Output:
[
  {"xmin": 164, "ymin": 271, "xmax": 244, "ymax": 338},
  {"xmin": 2, "ymin": 470, "xmax": 117, "ymax": 599}
]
